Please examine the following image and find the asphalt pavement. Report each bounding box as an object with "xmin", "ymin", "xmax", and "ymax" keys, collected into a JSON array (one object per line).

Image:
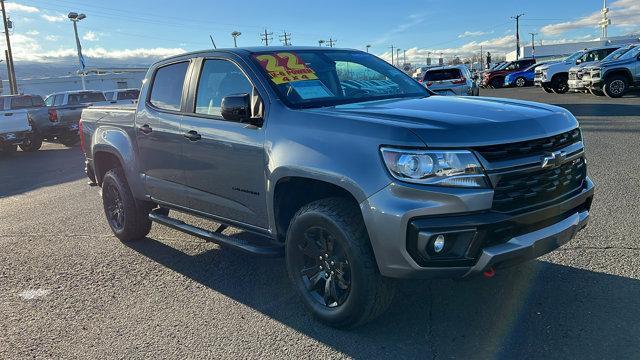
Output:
[{"xmin": 1, "ymin": 87, "xmax": 639, "ymax": 359}]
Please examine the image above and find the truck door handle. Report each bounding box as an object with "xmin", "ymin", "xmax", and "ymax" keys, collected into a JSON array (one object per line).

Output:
[
  {"xmin": 4, "ymin": 112, "xmax": 12, "ymax": 116},
  {"xmin": 184, "ymin": 130, "xmax": 201, "ymax": 141},
  {"xmin": 139, "ymin": 124, "xmax": 153, "ymax": 134}
]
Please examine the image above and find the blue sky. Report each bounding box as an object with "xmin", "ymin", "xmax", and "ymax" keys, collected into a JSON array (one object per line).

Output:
[{"xmin": 4, "ymin": 0, "xmax": 640, "ymax": 65}]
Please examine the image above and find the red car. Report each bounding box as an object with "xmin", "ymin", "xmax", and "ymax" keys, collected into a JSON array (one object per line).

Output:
[{"xmin": 482, "ymin": 58, "xmax": 536, "ymax": 88}]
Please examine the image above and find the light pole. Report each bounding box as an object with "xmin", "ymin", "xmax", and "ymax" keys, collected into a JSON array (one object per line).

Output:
[
  {"xmin": 68, "ymin": 12, "xmax": 87, "ymax": 90},
  {"xmin": 231, "ymin": 31, "xmax": 241, "ymax": 47},
  {"xmin": 318, "ymin": 39, "xmax": 325, "ymax": 47},
  {"xmin": 365, "ymin": 44, "xmax": 371, "ymax": 53}
]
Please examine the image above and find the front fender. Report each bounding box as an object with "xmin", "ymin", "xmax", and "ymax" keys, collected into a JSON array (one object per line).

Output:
[{"xmin": 91, "ymin": 126, "xmax": 145, "ymax": 199}]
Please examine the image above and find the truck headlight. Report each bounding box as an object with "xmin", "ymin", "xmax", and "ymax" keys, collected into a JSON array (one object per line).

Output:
[
  {"xmin": 380, "ymin": 147, "xmax": 488, "ymax": 187},
  {"xmin": 591, "ymin": 68, "xmax": 601, "ymax": 79}
]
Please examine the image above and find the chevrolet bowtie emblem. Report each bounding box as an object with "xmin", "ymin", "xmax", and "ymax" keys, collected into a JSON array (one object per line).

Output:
[{"xmin": 541, "ymin": 150, "xmax": 567, "ymax": 169}]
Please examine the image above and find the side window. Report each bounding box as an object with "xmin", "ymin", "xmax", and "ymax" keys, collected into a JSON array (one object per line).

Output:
[
  {"xmin": 44, "ymin": 96, "xmax": 53, "ymax": 106},
  {"xmin": 53, "ymin": 94, "xmax": 64, "ymax": 106},
  {"xmin": 149, "ymin": 61, "xmax": 189, "ymax": 111},
  {"xmin": 104, "ymin": 92, "xmax": 114, "ymax": 101},
  {"xmin": 194, "ymin": 59, "xmax": 252, "ymax": 117}
]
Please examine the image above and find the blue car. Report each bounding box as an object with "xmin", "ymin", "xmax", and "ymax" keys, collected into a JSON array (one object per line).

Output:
[{"xmin": 505, "ymin": 63, "xmax": 547, "ymax": 87}]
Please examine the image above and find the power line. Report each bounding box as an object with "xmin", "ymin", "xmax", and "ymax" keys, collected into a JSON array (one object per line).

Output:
[
  {"xmin": 279, "ymin": 30, "xmax": 291, "ymax": 46},
  {"xmin": 260, "ymin": 29, "xmax": 273, "ymax": 46}
]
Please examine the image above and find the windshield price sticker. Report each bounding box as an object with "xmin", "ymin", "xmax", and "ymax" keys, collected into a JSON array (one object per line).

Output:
[{"xmin": 254, "ymin": 52, "xmax": 318, "ymax": 84}]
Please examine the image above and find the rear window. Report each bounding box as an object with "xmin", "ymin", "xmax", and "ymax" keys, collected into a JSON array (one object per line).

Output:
[
  {"xmin": 9, "ymin": 95, "xmax": 45, "ymax": 109},
  {"xmin": 424, "ymin": 68, "xmax": 462, "ymax": 81},
  {"xmin": 116, "ymin": 89, "xmax": 140, "ymax": 101},
  {"xmin": 68, "ymin": 92, "xmax": 106, "ymax": 105}
]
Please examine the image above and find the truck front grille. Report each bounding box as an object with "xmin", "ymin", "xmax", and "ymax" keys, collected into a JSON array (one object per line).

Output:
[
  {"xmin": 569, "ymin": 72, "xmax": 577, "ymax": 80},
  {"xmin": 492, "ymin": 157, "xmax": 586, "ymax": 212},
  {"xmin": 474, "ymin": 129, "xmax": 581, "ymax": 162}
]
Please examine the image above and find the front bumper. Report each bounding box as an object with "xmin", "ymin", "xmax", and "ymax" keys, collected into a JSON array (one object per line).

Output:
[
  {"xmin": 360, "ymin": 177, "xmax": 594, "ymax": 279},
  {"xmin": 568, "ymin": 79, "xmax": 587, "ymax": 91},
  {"xmin": 0, "ymin": 131, "xmax": 30, "ymax": 146}
]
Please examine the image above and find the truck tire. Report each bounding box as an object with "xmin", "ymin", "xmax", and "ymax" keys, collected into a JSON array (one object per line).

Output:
[
  {"xmin": 59, "ymin": 134, "xmax": 80, "ymax": 147},
  {"xmin": 603, "ymin": 76, "xmax": 628, "ymax": 98},
  {"xmin": 551, "ymin": 74, "xmax": 569, "ymax": 94},
  {"xmin": 19, "ymin": 135, "xmax": 43, "ymax": 152},
  {"xmin": 1, "ymin": 144, "xmax": 17, "ymax": 155},
  {"xmin": 285, "ymin": 197, "xmax": 395, "ymax": 328},
  {"xmin": 589, "ymin": 88, "xmax": 605, "ymax": 96},
  {"xmin": 515, "ymin": 77, "xmax": 527, "ymax": 87},
  {"xmin": 101, "ymin": 167, "xmax": 153, "ymax": 241},
  {"xmin": 542, "ymin": 85, "xmax": 554, "ymax": 93}
]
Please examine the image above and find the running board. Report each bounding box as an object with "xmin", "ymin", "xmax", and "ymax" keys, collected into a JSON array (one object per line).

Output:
[{"xmin": 148, "ymin": 210, "xmax": 283, "ymax": 257}]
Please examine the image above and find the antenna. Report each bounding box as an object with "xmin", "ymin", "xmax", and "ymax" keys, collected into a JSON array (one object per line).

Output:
[{"xmin": 209, "ymin": 34, "xmax": 217, "ymax": 49}]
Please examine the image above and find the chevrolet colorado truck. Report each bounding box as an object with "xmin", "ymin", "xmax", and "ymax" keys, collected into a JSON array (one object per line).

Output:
[
  {"xmin": 0, "ymin": 96, "xmax": 32, "ymax": 154},
  {"xmin": 535, "ymin": 46, "xmax": 619, "ymax": 94},
  {"xmin": 44, "ymin": 90, "xmax": 109, "ymax": 147},
  {"xmin": 583, "ymin": 43, "xmax": 640, "ymax": 98},
  {"xmin": 80, "ymin": 47, "xmax": 594, "ymax": 328}
]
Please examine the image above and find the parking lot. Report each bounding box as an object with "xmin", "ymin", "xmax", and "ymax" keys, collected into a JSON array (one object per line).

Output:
[{"xmin": 1, "ymin": 87, "xmax": 639, "ymax": 359}]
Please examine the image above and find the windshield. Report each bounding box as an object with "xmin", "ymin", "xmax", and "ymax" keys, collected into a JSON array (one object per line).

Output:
[
  {"xmin": 616, "ymin": 45, "xmax": 640, "ymax": 61},
  {"xmin": 251, "ymin": 50, "xmax": 428, "ymax": 108},
  {"xmin": 117, "ymin": 89, "xmax": 140, "ymax": 100},
  {"xmin": 603, "ymin": 46, "xmax": 633, "ymax": 61},
  {"xmin": 565, "ymin": 51, "xmax": 585, "ymax": 63},
  {"xmin": 68, "ymin": 92, "xmax": 106, "ymax": 105}
]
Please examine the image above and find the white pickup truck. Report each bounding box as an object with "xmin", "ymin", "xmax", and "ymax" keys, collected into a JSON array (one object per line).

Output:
[{"xmin": 0, "ymin": 95, "xmax": 33, "ymax": 155}]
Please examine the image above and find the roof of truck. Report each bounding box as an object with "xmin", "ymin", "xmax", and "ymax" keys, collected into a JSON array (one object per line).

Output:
[{"xmin": 161, "ymin": 46, "xmax": 359, "ymax": 62}]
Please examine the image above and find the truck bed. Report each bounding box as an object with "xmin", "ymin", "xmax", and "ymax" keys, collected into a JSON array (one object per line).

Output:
[{"xmin": 80, "ymin": 104, "xmax": 137, "ymax": 155}]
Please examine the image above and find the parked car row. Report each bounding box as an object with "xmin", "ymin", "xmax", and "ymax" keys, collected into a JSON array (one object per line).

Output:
[{"xmin": 0, "ymin": 88, "xmax": 140, "ymax": 155}]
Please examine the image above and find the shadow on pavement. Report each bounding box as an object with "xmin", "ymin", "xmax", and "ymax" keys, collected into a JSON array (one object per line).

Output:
[
  {"xmin": 552, "ymin": 103, "xmax": 640, "ymax": 117},
  {"xmin": 0, "ymin": 144, "xmax": 85, "ymax": 198},
  {"xmin": 126, "ymin": 235, "xmax": 640, "ymax": 359}
]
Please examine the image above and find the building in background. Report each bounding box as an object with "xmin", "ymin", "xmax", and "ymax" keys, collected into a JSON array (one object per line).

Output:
[
  {"xmin": 505, "ymin": 35, "xmax": 640, "ymax": 61},
  {"xmin": 1, "ymin": 67, "xmax": 147, "ymax": 96}
]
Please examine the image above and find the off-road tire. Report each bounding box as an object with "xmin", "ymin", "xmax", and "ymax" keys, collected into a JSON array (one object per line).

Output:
[
  {"xmin": 101, "ymin": 167, "xmax": 153, "ymax": 241},
  {"xmin": 285, "ymin": 197, "xmax": 395, "ymax": 328},
  {"xmin": 551, "ymin": 74, "xmax": 569, "ymax": 94},
  {"xmin": 603, "ymin": 76, "xmax": 628, "ymax": 98},
  {"xmin": 589, "ymin": 88, "xmax": 605, "ymax": 96},
  {"xmin": 542, "ymin": 85, "xmax": 554, "ymax": 93}
]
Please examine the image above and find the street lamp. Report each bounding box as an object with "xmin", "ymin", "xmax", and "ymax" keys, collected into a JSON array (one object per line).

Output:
[
  {"xmin": 231, "ymin": 31, "xmax": 241, "ymax": 47},
  {"xmin": 318, "ymin": 39, "xmax": 325, "ymax": 47},
  {"xmin": 68, "ymin": 12, "xmax": 87, "ymax": 90},
  {"xmin": 365, "ymin": 44, "xmax": 371, "ymax": 53}
]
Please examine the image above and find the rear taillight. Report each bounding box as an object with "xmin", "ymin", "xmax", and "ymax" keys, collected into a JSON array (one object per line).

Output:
[
  {"xmin": 452, "ymin": 77, "xmax": 466, "ymax": 84},
  {"xmin": 418, "ymin": 79, "xmax": 423, "ymax": 83},
  {"xmin": 48, "ymin": 109, "xmax": 58, "ymax": 122},
  {"xmin": 426, "ymin": 81, "xmax": 433, "ymax": 87},
  {"xmin": 79, "ymin": 119, "xmax": 85, "ymax": 152}
]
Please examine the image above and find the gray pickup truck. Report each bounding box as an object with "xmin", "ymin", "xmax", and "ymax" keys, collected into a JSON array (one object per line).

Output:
[
  {"xmin": 582, "ymin": 43, "xmax": 640, "ymax": 98},
  {"xmin": 80, "ymin": 47, "xmax": 594, "ymax": 328}
]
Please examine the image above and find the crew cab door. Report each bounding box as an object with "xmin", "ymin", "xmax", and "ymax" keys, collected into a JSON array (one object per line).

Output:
[
  {"xmin": 135, "ymin": 60, "xmax": 191, "ymax": 206},
  {"xmin": 180, "ymin": 56, "xmax": 269, "ymax": 229}
]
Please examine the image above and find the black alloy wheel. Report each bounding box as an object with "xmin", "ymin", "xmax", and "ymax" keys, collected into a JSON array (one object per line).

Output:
[{"xmin": 104, "ymin": 182, "xmax": 125, "ymax": 231}]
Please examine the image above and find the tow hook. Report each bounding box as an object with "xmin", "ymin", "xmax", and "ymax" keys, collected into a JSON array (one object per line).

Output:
[{"xmin": 483, "ymin": 267, "xmax": 496, "ymax": 278}]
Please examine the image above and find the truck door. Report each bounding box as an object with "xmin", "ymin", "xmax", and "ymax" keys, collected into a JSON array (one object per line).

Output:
[
  {"xmin": 180, "ymin": 57, "xmax": 269, "ymax": 230},
  {"xmin": 135, "ymin": 60, "xmax": 191, "ymax": 206}
]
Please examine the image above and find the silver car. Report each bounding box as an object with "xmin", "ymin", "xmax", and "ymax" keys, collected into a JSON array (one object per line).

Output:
[{"xmin": 421, "ymin": 65, "xmax": 479, "ymax": 96}]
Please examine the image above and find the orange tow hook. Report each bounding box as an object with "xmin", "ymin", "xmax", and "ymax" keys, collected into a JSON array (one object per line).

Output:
[{"xmin": 483, "ymin": 267, "xmax": 496, "ymax": 278}]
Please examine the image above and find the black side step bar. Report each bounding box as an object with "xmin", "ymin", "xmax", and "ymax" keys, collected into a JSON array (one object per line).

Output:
[{"xmin": 148, "ymin": 210, "xmax": 283, "ymax": 257}]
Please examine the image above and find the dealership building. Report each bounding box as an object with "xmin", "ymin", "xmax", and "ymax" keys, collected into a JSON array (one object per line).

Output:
[{"xmin": 505, "ymin": 35, "xmax": 640, "ymax": 61}]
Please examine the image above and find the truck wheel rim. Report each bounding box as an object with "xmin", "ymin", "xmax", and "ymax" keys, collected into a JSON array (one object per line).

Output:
[
  {"xmin": 610, "ymin": 80, "xmax": 624, "ymax": 95},
  {"xmin": 105, "ymin": 184, "xmax": 125, "ymax": 231},
  {"xmin": 297, "ymin": 226, "xmax": 351, "ymax": 308}
]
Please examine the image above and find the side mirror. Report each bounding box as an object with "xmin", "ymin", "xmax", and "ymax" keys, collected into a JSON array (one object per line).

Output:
[
  {"xmin": 576, "ymin": 59, "xmax": 582, "ymax": 65},
  {"xmin": 221, "ymin": 93, "xmax": 251, "ymax": 122}
]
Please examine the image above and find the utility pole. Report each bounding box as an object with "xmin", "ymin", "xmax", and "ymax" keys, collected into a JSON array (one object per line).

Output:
[
  {"xmin": 511, "ymin": 13, "xmax": 524, "ymax": 60},
  {"xmin": 426, "ymin": 51, "xmax": 431, "ymax": 66},
  {"xmin": 327, "ymin": 37, "xmax": 336, "ymax": 47},
  {"xmin": 403, "ymin": 49, "xmax": 406, "ymax": 66},
  {"xmin": 365, "ymin": 44, "xmax": 371, "ymax": 53},
  {"xmin": 279, "ymin": 30, "xmax": 291, "ymax": 46},
  {"xmin": 260, "ymin": 29, "xmax": 273, "ymax": 46},
  {"xmin": 1, "ymin": 0, "xmax": 17, "ymax": 94},
  {"xmin": 231, "ymin": 31, "xmax": 241, "ymax": 47},
  {"xmin": 529, "ymin": 32, "xmax": 537, "ymax": 59},
  {"xmin": 68, "ymin": 12, "xmax": 87, "ymax": 90},
  {"xmin": 389, "ymin": 45, "xmax": 394, "ymax": 65},
  {"xmin": 396, "ymin": 48, "xmax": 401, "ymax": 67},
  {"xmin": 318, "ymin": 39, "xmax": 325, "ymax": 47},
  {"xmin": 480, "ymin": 45, "xmax": 483, "ymax": 71}
]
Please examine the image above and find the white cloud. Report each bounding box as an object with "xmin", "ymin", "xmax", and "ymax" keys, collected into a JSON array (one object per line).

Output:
[
  {"xmin": 45, "ymin": 35, "xmax": 59, "ymax": 41},
  {"xmin": 41, "ymin": 13, "xmax": 66, "ymax": 22},
  {"xmin": 458, "ymin": 31, "xmax": 490, "ymax": 38},
  {"xmin": 541, "ymin": 0, "xmax": 640, "ymax": 35},
  {"xmin": 26, "ymin": 29, "xmax": 39, "ymax": 36},
  {"xmin": 83, "ymin": 31, "xmax": 100, "ymax": 42},
  {"xmin": 372, "ymin": 14, "xmax": 426, "ymax": 45},
  {"xmin": 5, "ymin": 2, "xmax": 39, "ymax": 13}
]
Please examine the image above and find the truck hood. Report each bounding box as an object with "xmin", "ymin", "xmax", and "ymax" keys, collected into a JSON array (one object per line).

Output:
[
  {"xmin": 598, "ymin": 58, "xmax": 637, "ymax": 68},
  {"xmin": 315, "ymin": 96, "xmax": 578, "ymax": 147}
]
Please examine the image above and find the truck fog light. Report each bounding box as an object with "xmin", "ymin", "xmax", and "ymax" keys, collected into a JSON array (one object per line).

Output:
[{"xmin": 433, "ymin": 235, "xmax": 445, "ymax": 253}]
